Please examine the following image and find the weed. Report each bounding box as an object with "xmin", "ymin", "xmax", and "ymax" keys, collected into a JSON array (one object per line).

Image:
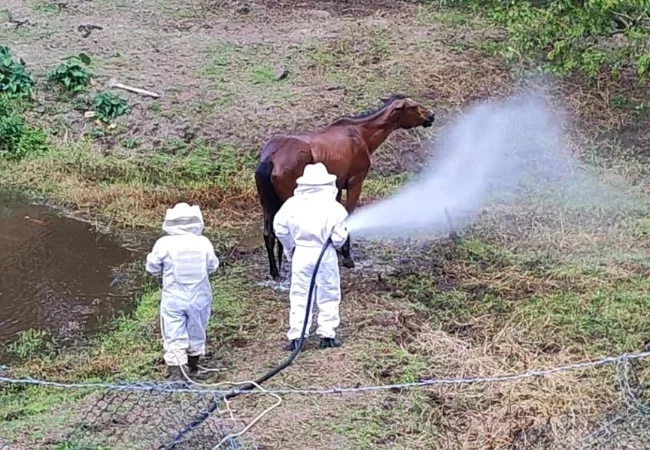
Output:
[
  {"xmin": 93, "ymin": 91, "xmax": 129, "ymax": 123},
  {"xmin": 0, "ymin": 95, "xmax": 49, "ymax": 160},
  {"xmin": 160, "ymin": 137, "xmax": 188, "ymax": 154},
  {"xmin": 200, "ymin": 41, "xmax": 240, "ymax": 80},
  {"xmin": 123, "ymin": 137, "xmax": 140, "ymax": 150},
  {"xmin": 47, "ymin": 54, "xmax": 93, "ymax": 93},
  {"xmin": 90, "ymin": 127, "xmax": 105, "ymax": 139},
  {"xmin": 147, "ymin": 102, "xmax": 162, "ymax": 113},
  {"xmin": 32, "ymin": 1, "xmax": 62, "ymax": 15},
  {"xmin": 0, "ymin": 46, "xmax": 35, "ymax": 99},
  {"xmin": 5, "ymin": 329, "xmax": 53, "ymax": 359},
  {"xmin": 249, "ymin": 66, "xmax": 277, "ymax": 85}
]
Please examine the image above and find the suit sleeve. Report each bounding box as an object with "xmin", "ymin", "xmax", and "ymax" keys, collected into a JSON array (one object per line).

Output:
[
  {"xmin": 330, "ymin": 204, "xmax": 349, "ymax": 250},
  {"xmin": 273, "ymin": 203, "xmax": 295, "ymax": 255},
  {"xmin": 205, "ymin": 238, "xmax": 220, "ymax": 274},
  {"xmin": 145, "ymin": 239, "xmax": 166, "ymax": 276}
]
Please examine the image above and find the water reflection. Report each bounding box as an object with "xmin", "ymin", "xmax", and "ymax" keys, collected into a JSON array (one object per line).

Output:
[{"xmin": 0, "ymin": 194, "xmax": 136, "ymax": 342}]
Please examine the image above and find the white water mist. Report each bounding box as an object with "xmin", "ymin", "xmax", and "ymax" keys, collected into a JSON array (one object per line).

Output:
[{"xmin": 347, "ymin": 90, "xmax": 584, "ymax": 239}]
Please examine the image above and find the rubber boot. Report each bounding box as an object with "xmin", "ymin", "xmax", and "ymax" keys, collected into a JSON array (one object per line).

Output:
[
  {"xmin": 187, "ymin": 355, "xmax": 209, "ymax": 382},
  {"xmin": 284, "ymin": 339, "xmax": 304, "ymax": 351},
  {"xmin": 319, "ymin": 337, "xmax": 342, "ymax": 349},
  {"xmin": 165, "ymin": 365, "xmax": 185, "ymax": 382}
]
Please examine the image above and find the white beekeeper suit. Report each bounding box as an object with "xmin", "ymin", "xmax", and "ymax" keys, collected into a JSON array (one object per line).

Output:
[
  {"xmin": 145, "ymin": 203, "xmax": 219, "ymax": 380},
  {"xmin": 273, "ymin": 163, "xmax": 349, "ymax": 350}
]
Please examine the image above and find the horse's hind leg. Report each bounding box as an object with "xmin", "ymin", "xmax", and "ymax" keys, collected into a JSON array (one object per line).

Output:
[
  {"xmin": 264, "ymin": 214, "xmax": 280, "ymax": 280},
  {"xmin": 277, "ymin": 240, "xmax": 284, "ymax": 275},
  {"xmin": 340, "ymin": 237, "xmax": 354, "ymax": 269}
]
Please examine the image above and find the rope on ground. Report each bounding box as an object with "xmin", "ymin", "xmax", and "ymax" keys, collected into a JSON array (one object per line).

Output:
[
  {"xmin": 2, "ymin": 350, "xmax": 650, "ymax": 396},
  {"xmin": 176, "ymin": 364, "xmax": 282, "ymax": 450}
]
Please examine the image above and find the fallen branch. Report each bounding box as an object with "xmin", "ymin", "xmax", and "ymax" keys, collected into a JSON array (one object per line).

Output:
[
  {"xmin": 5, "ymin": 10, "xmax": 30, "ymax": 28},
  {"xmin": 77, "ymin": 23, "xmax": 103, "ymax": 38},
  {"xmin": 107, "ymin": 78, "xmax": 160, "ymax": 98}
]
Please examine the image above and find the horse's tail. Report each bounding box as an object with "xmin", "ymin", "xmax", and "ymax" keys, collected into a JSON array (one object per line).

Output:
[{"xmin": 254, "ymin": 157, "xmax": 282, "ymax": 220}]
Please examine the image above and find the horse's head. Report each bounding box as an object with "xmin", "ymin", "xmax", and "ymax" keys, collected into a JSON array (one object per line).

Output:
[{"xmin": 385, "ymin": 96, "xmax": 435, "ymax": 129}]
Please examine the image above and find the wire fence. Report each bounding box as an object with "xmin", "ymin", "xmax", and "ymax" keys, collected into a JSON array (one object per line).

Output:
[
  {"xmin": 0, "ymin": 382, "xmax": 254, "ymax": 450},
  {"xmin": 1, "ymin": 351, "xmax": 649, "ymax": 449},
  {"xmin": 68, "ymin": 388, "xmax": 244, "ymax": 450}
]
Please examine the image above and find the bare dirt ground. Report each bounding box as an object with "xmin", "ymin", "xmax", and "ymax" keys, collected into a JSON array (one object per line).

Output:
[{"xmin": 2, "ymin": 0, "xmax": 650, "ymax": 449}]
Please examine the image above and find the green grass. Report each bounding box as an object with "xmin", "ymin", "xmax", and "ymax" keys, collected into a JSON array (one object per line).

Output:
[
  {"xmin": 519, "ymin": 278, "xmax": 650, "ymax": 352},
  {"xmin": 196, "ymin": 41, "xmax": 294, "ymax": 109},
  {"xmin": 0, "ymin": 137, "xmax": 259, "ymax": 229},
  {"xmin": 0, "ymin": 386, "xmax": 87, "ymax": 439},
  {"xmin": 363, "ymin": 173, "xmax": 413, "ymax": 197},
  {"xmin": 31, "ymin": 1, "xmax": 63, "ymax": 15}
]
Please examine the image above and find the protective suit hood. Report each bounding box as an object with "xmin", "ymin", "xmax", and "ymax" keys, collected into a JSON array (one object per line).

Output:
[
  {"xmin": 162, "ymin": 203, "xmax": 205, "ymax": 236},
  {"xmin": 294, "ymin": 163, "xmax": 338, "ymax": 199}
]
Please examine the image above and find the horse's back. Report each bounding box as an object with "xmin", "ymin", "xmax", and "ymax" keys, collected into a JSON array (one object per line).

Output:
[{"xmin": 259, "ymin": 126, "xmax": 366, "ymax": 200}]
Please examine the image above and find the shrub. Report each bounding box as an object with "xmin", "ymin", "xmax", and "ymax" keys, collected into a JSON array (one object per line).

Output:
[
  {"xmin": 0, "ymin": 46, "xmax": 35, "ymax": 99},
  {"xmin": 436, "ymin": 0, "xmax": 650, "ymax": 80},
  {"xmin": 0, "ymin": 95, "xmax": 49, "ymax": 160},
  {"xmin": 47, "ymin": 54, "xmax": 93, "ymax": 93},
  {"xmin": 93, "ymin": 90, "xmax": 130, "ymax": 123}
]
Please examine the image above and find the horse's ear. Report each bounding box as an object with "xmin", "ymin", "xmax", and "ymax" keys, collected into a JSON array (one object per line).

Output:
[{"xmin": 392, "ymin": 98, "xmax": 407, "ymax": 109}]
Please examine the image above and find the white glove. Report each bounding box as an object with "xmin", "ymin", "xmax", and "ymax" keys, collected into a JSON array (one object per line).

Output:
[{"xmin": 284, "ymin": 249, "xmax": 293, "ymax": 263}]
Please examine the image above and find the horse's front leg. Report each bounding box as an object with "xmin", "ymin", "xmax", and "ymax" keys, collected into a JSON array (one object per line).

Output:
[
  {"xmin": 340, "ymin": 180, "xmax": 365, "ymax": 269},
  {"xmin": 335, "ymin": 188, "xmax": 348, "ymax": 262}
]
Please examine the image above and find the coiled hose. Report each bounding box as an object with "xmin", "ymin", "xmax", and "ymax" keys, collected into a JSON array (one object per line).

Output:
[{"xmin": 224, "ymin": 235, "xmax": 334, "ymax": 400}]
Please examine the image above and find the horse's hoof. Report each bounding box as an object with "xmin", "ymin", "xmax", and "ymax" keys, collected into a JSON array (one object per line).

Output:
[{"xmin": 342, "ymin": 259, "xmax": 355, "ymax": 269}]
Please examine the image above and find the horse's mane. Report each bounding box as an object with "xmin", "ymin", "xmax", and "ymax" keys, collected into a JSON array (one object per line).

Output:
[{"xmin": 331, "ymin": 94, "xmax": 406, "ymax": 125}]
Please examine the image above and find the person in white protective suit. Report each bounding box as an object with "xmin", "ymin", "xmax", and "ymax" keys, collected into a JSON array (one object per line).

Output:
[
  {"xmin": 273, "ymin": 163, "xmax": 349, "ymax": 351},
  {"xmin": 145, "ymin": 203, "xmax": 219, "ymax": 381}
]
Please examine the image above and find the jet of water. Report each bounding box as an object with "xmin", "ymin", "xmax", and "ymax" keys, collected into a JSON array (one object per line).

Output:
[{"xmin": 346, "ymin": 90, "xmax": 584, "ymax": 239}]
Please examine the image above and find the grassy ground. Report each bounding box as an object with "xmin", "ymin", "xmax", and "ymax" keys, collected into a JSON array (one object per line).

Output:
[{"xmin": 1, "ymin": 0, "xmax": 650, "ymax": 449}]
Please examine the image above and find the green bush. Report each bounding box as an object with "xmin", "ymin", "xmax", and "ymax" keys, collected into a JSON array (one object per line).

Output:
[
  {"xmin": 0, "ymin": 46, "xmax": 35, "ymax": 99},
  {"xmin": 47, "ymin": 54, "xmax": 93, "ymax": 93},
  {"xmin": 0, "ymin": 95, "xmax": 49, "ymax": 160},
  {"xmin": 438, "ymin": 0, "xmax": 650, "ymax": 80},
  {"xmin": 93, "ymin": 90, "xmax": 130, "ymax": 123}
]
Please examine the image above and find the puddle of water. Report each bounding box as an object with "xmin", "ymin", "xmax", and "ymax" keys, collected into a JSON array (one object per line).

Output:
[
  {"xmin": 0, "ymin": 192, "xmax": 137, "ymax": 344},
  {"xmin": 257, "ymin": 278, "xmax": 291, "ymax": 293}
]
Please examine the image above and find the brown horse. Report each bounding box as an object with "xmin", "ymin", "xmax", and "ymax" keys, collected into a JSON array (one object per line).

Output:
[{"xmin": 255, "ymin": 95, "xmax": 435, "ymax": 279}]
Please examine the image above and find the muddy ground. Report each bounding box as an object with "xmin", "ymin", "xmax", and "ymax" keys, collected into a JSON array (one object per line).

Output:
[{"xmin": 1, "ymin": 0, "xmax": 650, "ymax": 449}]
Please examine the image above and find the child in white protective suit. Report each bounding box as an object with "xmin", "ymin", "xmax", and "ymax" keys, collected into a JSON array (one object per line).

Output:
[
  {"xmin": 273, "ymin": 163, "xmax": 349, "ymax": 351},
  {"xmin": 145, "ymin": 203, "xmax": 219, "ymax": 382}
]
